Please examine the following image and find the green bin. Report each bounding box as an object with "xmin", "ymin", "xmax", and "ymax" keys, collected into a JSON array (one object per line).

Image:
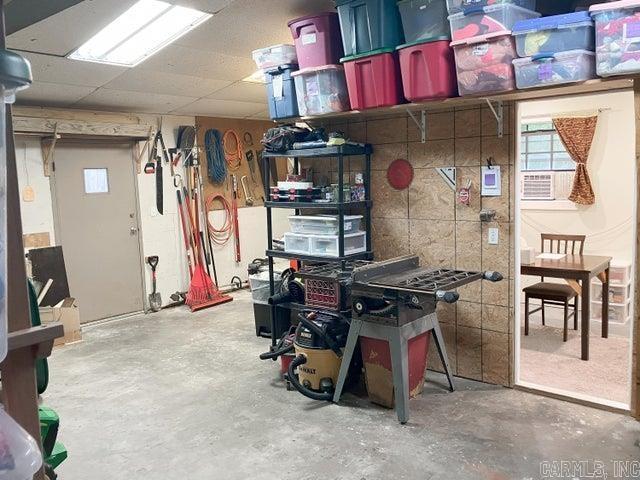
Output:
[{"xmin": 335, "ymin": 0, "xmax": 405, "ymax": 56}]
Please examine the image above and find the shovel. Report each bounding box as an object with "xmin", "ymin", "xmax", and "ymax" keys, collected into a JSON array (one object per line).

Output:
[{"xmin": 146, "ymin": 256, "xmax": 162, "ymax": 312}]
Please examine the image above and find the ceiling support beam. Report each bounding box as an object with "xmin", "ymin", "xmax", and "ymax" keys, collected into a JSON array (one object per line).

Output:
[{"xmin": 13, "ymin": 116, "xmax": 154, "ymax": 139}]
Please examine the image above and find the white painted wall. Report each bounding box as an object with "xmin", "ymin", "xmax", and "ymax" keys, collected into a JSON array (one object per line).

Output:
[
  {"xmin": 519, "ymin": 91, "xmax": 637, "ymax": 266},
  {"xmin": 16, "ymin": 113, "xmax": 290, "ymax": 313}
]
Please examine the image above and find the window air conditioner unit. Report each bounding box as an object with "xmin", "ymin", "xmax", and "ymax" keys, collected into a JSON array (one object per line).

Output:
[{"xmin": 521, "ymin": 172, "xmax": 555, "ymax": 200}]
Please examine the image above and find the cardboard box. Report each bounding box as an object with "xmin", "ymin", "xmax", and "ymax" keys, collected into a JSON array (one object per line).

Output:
[{"xmin": 39, "ymin": 298, "xmax": 82, "ymax": 346}]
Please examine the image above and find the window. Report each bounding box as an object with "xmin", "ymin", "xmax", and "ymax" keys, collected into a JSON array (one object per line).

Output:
[
  {"xmin": 84, "ymin": 168, "xmax": 109, "ymax": 194},
  {"xmin": 521, "ymin": 122, "xmax": 575, "ymax": 172}
]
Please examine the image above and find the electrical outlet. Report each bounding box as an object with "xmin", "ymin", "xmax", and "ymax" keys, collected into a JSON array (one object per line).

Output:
[{"xmin": 488, "ymin": 228, "xmax": 499, "ymax": 245}]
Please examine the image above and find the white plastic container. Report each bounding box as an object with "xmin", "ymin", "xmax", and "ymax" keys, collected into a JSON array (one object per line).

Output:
[
  {"xmin": 291, "ymin": 65, "xmax": 351, "ymax": 116},
  {"xmin": 0, "ymin": 407, "xmax": 43, "ymax": 480},
  {"xmin": 451, "ymin": 31, "xmax": 517, "ymax": 95},
  {"xmin": 609, "ymin": 261, "xmax": 632, "ymax": 285},
  {"xmin": 310, "ymin": 232, "xmax": 367, "ymax": 257},
  {"xmin": 283, "ymin": 232, "xmax": 313, "ymax": 255},
  {"xmin": 252, "ymin": 44, "xmax": 298, "ymax": 70},
  {"xmin": 448, "ymin": 3, "xmax": 540, "ymax": 42},
  {"xmin": 288, "ymin": 215, "xmax": 363, "ymax": 235},
  {"xmin": 591, "ymin": 299, "xmax": 631, "ymax": 323},
  {"xmin": 446, "ymin": 0, "xmax": 536, "ymax": 15},
  {"xmin": 590, "ymin": 0, "xmax": 640, "ymax": 77},
  {"xmin": 591, "ymin": 281, "xmax": 631, "ymax": 304},
  {"xmin": 513, "ymin": 50, "xmax": 596, "ymax": 89}
]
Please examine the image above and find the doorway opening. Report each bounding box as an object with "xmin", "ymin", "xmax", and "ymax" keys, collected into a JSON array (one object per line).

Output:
[{"xmin": 514, "ymin": 91, "xmax": 636, "ymax": 411}]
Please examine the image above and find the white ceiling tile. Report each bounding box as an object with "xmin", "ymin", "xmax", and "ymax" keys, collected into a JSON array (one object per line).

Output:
[
  {"xmin": 19, "ymin": 51, "xmax": 127, "ymax": 88},
  {"xmin": 105, "ymin": 69, "xmax": 232, "ymax": 97},
  {"xmin": 7, "ymin": 0, "xmax": 138, "ymax": 56},
  {"xmin": 170, "ymin": 0, "xmax": 235, "ymax": 13},
  {"xmin": 75, "ymin": 89, "xmax": 197, "ymax": 114},
  {"xmin": 176, "ymin": 0, "xmax": 335, "ymax": 58},
  {"xmin": 137, "ymin": 45, "xmax": 256, "ymax": 81},
  {"xmin": 208, "ymin": 81, "xmax": 268, "ymax": 104},
  {"xmin": 172, "ymin": 98, "xmax": 266, "ymax": 117},
  {"xmin": 15, "ymin": 82, "xmax": 97, "ymax": 108}
]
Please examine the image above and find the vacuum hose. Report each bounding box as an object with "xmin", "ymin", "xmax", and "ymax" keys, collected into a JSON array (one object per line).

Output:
[
  {"xmin": 287, "ymin": 354, "xmax": 334, "ymax": 402},
  {"xmin": 259, "ymin": 343, "xmax": 294, "ymax": 360}
]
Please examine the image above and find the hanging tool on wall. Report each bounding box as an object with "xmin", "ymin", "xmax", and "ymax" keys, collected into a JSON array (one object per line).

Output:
[
  {"xmin": 195, "ymin": 166, "xmax": 218, "ymax": 286},
  {"xmin": 240, "ymin": 175, "xmax": 254, "ymax": 206},
  {"xmin": 205, "ymin": 128, "xmax": 227, "ymax": 184},
  {"xmin": 223, "ymin": 129, "xmax": 243, "ymax": 172},
  {"xmin": 149, "ymin": 124, "xmax": 172, "ymax": 215},
  {"xmin": 231, "ymin": 174, "xmax": 241, "ymax": 263},
  {"xmin": 176, "ymin": 188, "xmax": 195, "ymax": 278},
  {"xmin": 245, "ymin": 149, "xmax": 258, "ymax": 183}
]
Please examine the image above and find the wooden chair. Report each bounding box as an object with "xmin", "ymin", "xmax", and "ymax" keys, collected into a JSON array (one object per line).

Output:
[{"xmin": 523, "ymin": 234, "xmax": 586, "ymax": 342}]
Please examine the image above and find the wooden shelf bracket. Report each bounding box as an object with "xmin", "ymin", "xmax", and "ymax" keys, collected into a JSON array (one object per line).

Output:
[
  {"xmin": 40, "ymin": 122, "xmax": 59, "ymax": 177},
  {"xmin": 484, "ymin": 99, "xmax": 504, "ymax": 138},
  {"xmin": 407, "ymin": 109, "xmax": 426, "ymax": 143}
]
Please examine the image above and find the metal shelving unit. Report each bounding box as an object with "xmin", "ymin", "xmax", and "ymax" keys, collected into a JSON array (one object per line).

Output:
[{"xmin": 262, "ymin": 144, "xmax": 373, "ymax": 345}]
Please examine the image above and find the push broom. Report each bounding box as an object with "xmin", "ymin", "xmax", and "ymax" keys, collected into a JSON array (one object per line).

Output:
[{"xmin": 178, "ymin": 188, "xmax": 232, "ymax": 312}]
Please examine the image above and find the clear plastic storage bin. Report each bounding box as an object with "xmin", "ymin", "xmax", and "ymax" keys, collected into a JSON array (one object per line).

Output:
[
  {"xmin": 283, "ymin": 232, "xmax": 313, "ymax": 255},
  {"xmin": 448, "ymin": 3, "xmax": 540, "ymax": 41},
  {"xmin": 397, "ymin": 0, "xmax": 451, "ymax": 44},
  {"xmin": 590, "ymin": 0, "xmax": 640, "ymax": 77},
  {"xmin": 451, "ymin": 32, "xmax": 517, "ymax": 95},
  {"xmin": 291, "ymin": 65, "xmax": 350, "ymax": 116},
  {"xmin": 252, "ymin": 44, "xmax": 298, "ymax": 70},
  {"xmin": 591, "ymin": 281, "xmax": 631, "ymax": 304},
  {"xmin": 609, "ymin": 261, "xmax": 632, "ymax": 285},
  {"xmin": 512, "ymin": 11, "xmax": 594, "ymax": 57},
  {"xmin": 288, "ymin": 215, "xmax": 363, "ymax": 235},
  {"xmin": 591, "ymin": 300, "xmax": 631, "ymax": 323},
  {"xmin": 446, "ymin": 0, "xmax": 536, "ymax": 15},
  {"xmin": 310, "ymin": 232, "xmax": 367, "ymax": 257},
  {"xmin": 513, "ymin": 50, "xmax": 596, "ymax": 89}
]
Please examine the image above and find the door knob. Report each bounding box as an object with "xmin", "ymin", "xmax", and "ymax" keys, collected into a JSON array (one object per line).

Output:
[{"xmin": 130, "ymin": 227, "xmax": 138, "ymax": 235}]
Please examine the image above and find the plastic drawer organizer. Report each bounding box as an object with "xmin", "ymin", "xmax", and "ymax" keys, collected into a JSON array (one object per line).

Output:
[
  {"xmin": 448, "ymin": 3, "xmax": 540, "ymax": 42},
  {"xmin": 284, "ymin": 231, "xmax": 367, "ymax": 257},
  {"xmin": 513, "ymin": 50, "xmax": 596, "ymax": 89},
  {"xmin": 446, "ymin": 0, "xmax": 536, "ymax": 15},
  {"xmin": 590, "ymin": 0, "xmax": 640, "ymax": 77},
  {"xmin": 288, "ymin": 215, "xmax": 363, "ymax": 235},
  {"xmin": 252, "ymin": 44, "xmax": 298, "ymax": 70},
  {"xmin": 452, "ymin": 31, "xmax": 517, "ymax": 95},
  {"xmin": 291, "ymin": 65, "xmax": 350, "ymax": 116},
  {"xmin": 335, "ymin": 0, "xmax": 405, "ymax": 56},
  {"xmin": 512, "ymin": 11, "xmax": 594, "ymax": 57},
  {"xmin": 591, "ymin": 300, "xmax": 631, "ymax": 323},
  {"xmin": 397, "ymin": 0, "xmax": 451, "ymax": 44}
]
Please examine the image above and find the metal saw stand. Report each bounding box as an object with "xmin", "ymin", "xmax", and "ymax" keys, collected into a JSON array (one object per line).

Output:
[{"xmin": 333, "ymin": 312, "xmax": 454, "ymax": 424}]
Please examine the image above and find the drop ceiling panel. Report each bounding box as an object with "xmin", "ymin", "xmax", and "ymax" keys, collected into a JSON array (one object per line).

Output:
[
  {"xmin": 137, "ymin": 45, "xmax": 256, "ymax": 81},
  {"xmin": 176, "ymin": 0, "xmax": 335, "ymax": 57},
  {"xmin": 7, "ymin": 0, "xmax": 138, "ymax": 56},
  {"xmin": 21, "ymin": 51, "xmax": 127, "ymax": 88},
  {"xmin": 75, "ymin": 89, "xmax": 197, "ymax": 114},
  {"xmin": 172, "ymin": 98, "xmax": 266, "ymax": 117},
  {"xmin": 16, "ymin": 82, "xmax": 97, "ymax": 108},
  {"xmin": 105, "ymin": 69, "xmax": 232, "ymax": 97},
  {"xmin": 208, "ymin": 81, "xmax": 268, "ymax": 104},
  {"xmin": 170, "ymin": 0, "xmax": 235, "ymax": 13}
]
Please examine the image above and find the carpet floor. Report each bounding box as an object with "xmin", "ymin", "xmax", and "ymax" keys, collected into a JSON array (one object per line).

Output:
[{"xmin": 519, "ymin": 315, "xmax": 631, "ymax": 405}]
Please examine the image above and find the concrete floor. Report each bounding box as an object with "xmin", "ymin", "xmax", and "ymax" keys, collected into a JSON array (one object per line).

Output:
[{"xmin": 46, "ymin": 290, "xmax": 640, "ymax": 480}]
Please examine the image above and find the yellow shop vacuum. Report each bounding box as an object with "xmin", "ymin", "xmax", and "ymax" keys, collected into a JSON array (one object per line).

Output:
[{"xmin": 286, "ymin": 310, "xmax": 352, "ymax": 401}]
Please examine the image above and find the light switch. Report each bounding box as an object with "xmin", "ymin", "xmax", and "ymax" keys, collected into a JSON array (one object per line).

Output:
[{"xmin": 488, "ymin": 228, "xmax": 499, "ymax": 245}]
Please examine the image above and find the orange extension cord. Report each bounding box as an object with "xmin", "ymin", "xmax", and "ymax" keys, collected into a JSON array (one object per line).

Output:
[
  {"xmin": 205, "ymin": 194, "xmax": 234, "ymax": 246},
  {"xmin": 222, "ymin": 129, "xmax": 243, "ymax": 171}
]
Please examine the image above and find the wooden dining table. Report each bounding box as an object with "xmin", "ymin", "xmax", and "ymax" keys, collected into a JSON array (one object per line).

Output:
[{"xmin": 521, "ymin": 254, "xmax": 612, "ymax": 361}]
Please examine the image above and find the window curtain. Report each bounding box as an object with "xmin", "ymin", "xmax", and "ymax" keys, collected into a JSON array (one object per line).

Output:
[{"xmin": 552, "ymin": 116, "xmax": 598, "ymax": 205}]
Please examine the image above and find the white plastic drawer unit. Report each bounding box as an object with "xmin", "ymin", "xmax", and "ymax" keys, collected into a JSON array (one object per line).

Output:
[
  {"xmin": 311, "ymin": 232, "xmax": 367, "ymax": 257},
  {"xmin": 591, "ymin": 281, "xmax": 631, "ymax": 305},
  {"xmin": 288, "ymin": 215, "xmax": 363, "ymax": 235},
  {"xmin": 283, "ymin": 232, "xmax": 313, "ymax": 255},
  {"xmin": 591, "ymin": 300, "xmax": 631, "ymax": 324}
]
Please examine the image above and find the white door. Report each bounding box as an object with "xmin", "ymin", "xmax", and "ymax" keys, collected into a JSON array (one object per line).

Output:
[{"xmin": 52, "ymin": 141, "xmax": 144, "ymax": 323}]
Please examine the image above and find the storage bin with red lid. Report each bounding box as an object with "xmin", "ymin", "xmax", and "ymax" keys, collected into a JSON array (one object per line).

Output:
[
  {"xmin": 451, "ymin": 31, "xmax": 517, "ymax": 95},
  {"xmin": 341, "ymin": 48, "xmax": 403, "ymax": 110},
  {"xmin": 288, "ymin": 12, "xmax": 344, "ymax": 70},
  {"xmin": 397, "ymin": 37, "xmax": 457, "ymax": 101}
]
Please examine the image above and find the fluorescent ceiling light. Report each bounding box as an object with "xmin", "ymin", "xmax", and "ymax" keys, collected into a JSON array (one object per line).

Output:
[
  {"xmin": 68, "ymin": 0, "xmax": 212, "ymax": 67},
  {"xmin": 242, "ymin": 71, "xmax": 267, "ymax": 84}
]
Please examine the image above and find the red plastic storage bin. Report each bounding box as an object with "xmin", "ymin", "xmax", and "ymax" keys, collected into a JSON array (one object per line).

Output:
[
  {"xmin": 288, "ymin": 12, "xmax": 344, "ymax": 70},
  {"xmin": 397, "ymin": 37, "xmax": 458, "ymax": 102},
  {"xmin": 360, "ymin": 332, "xmax": 431, "ymax": 408},
  {"xmin": 341, "ymin": 48, "xmax": 403, "ymax": 110}
]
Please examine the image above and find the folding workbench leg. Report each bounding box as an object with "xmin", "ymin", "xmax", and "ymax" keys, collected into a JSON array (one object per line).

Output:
[
  {"xmin": 432, "ymin": 320, "xmax": 455, "ymax": 392},
  {"xmin": 333, "ymin": 318, "xmax": 362, "ymax": 403},
  {"xmin": 389, "ymin": 330, "xmax": 410, "ymax": 424}
]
